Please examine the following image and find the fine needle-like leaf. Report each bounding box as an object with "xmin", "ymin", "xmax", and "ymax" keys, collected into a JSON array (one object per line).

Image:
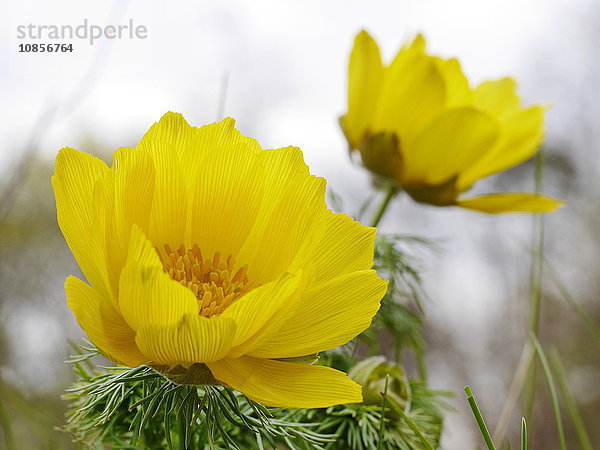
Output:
[
  {"xmin": 377, "ymin": 374, "xmax": 389, "ymax": 450},
  {"xmin": 178, "ymin": 410, "xmax": 187, "ymax": 450},
  {"xmin": 524, "ymin": 148, "xmax": 546, "ymax": 424},
  {"xmin": 547, "ymin": 263, "xmax": 600, "ymax": 352},
  {"xmin": 386, "ymin": 396, "xmax": 435, "ymax": 450},
  {"xmin": 464, "ymin": 385, "xmax": 495, "ymax": 450},
  {"xmin": 521, "ymin": 417, "xmax": 527, "ymax": 450},
  {"xmin": 530, "ymin": 334, "xmax": 567, "ymax": 450},
  {"xmin": 549, "ymin": 349, "xmax": 592, "ymax": 450},
  {"xmin": 492, "ymin": 340, "xmax": 535, "ymax": 444}
]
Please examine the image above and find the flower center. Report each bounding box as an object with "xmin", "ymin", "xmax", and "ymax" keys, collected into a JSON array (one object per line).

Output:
[{"xmin": 156, "ymin": 244, "xmax": 250, "ymax": 318}]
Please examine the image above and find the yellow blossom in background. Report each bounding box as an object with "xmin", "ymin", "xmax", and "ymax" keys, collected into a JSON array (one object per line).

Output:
[
  {"xmin": 53, "ymin": 112, "xmax": 387, "ymax": 408},
  {"xmin": 340, "ymin": 31, "xmax": 563, "ymax": 214}
]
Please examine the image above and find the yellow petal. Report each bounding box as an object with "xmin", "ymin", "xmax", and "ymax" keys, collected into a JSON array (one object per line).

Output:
[
  {"xmin": 208, "ymin": 356, "xmax": 362, "ymax": 408},
  {"xmin": 139, "ymin": 112, "xmax": 202, "ymax": 185},
  {"xmin": 402, "ymin": 107, "xmax": 500, "ymax": 186},
  {"xmin": 179, "ymin": 116, "xmax": 262, "ymax": 186},
  {"xmin": 433, "ymin": 57, "xmax": 473, "ymax": 107},
  {"xmin": 252, "ymin": 146, "xmax": 311, "ymax": 218},
  {"xmin": 135, "ymin": 313, "xmax": 236, "ymax": 365},
  {"xmin": 341, "ymin": 30, "xmax": 384, "ymax": 149},
  {"xmin": 236, "ymin": 147, "xmax": 327, "ymax": 285},
  {"xmin": 139, "ymin": 112, "xmax": 195, "ymax": 148},
  {"xmin": 248, "ymin": 270, "xmax": 387, "ymax": 359},
  {"xmin": 288, "ymin": 211, "xmax": 376, "ymax": 286},
  {"xmin": 142, "ymin": 114, "xmax": 266, "ymax": 259},
  {"xmin": 91, "ymin": 171, "xmax": 120, "ymax": 294},
  {"xmin": 373, "ymin": 50, "xmax": 446, "ymax": 146},
  {"xmin": 456, "ymin": 193, "xmax": 564, "ymax": 213},
  {"xmin": 222, "ymin": 272, "xmax": 302, "ymax": 357},
  {"xmin": 118, "ymin": 226, "xmax": 198, "ymax": 331},
  {"xmin": 407, "ymin": 33, "xmax": 427, "ymax": 53},
  {"xmin": 53, "ymin": 148, "xmax": 112, "ymax": 299},
  {"xmin": 474, "ymin": 78, "xmax": 521, "ymax": 119},
  {"xmin": 457, "ymin": 106, "xmax": 545, "ymax": 190},
  {"xmin": 144, "ymin": 113, "xmax": 261, "ymax": 189},
  {"xmin": 106, "ymin": 147, "xmax": 156, "ymax": 279},
  {"xmin": 258, "ymin": 145, "xmax": 310, "ymax": 180},
  {"xmin": 136, "ymin": 117, "xmax": 189, "ymax": 248},
  {"xmin": 189, "ymin": 140, "xmax": 263, "ymax": 259},
  {"xmin": 65, "ymin": 275, "xmax": 147, "ymax": 367}
]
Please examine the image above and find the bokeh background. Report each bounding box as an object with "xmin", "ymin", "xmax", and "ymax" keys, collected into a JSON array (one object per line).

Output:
[{"xmin": 1, "ymin": 0, "xmax": 599, "ymax": 448}]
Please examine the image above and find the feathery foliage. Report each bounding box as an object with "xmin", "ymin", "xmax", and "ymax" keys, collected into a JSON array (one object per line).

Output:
[
  {"xmin": 64, "ymin": 346, "xmax": 334, "ymax": 449},
  {"xmin": 64, "ymin": 338, "xmax": 449, "ymax": 449}
]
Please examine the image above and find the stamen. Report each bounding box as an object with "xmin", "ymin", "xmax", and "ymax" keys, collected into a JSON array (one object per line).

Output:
[{"xmin": 156, "ymin": 244, "xmax": 250, "ymax": 318}]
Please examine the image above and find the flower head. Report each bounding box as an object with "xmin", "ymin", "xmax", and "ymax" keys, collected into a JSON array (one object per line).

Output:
[
  {"xmin": 340, "ymin": 31, "xmax": 563, "ymax": 213},
  {"xmin": 54, "ymin": 112, "xmax": 387, "ymax": 408}
]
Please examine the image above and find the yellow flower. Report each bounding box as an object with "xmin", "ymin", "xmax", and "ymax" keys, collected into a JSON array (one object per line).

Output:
[
  {"xmin": 53, "ymin": 112, "xmax": 387, "ymax": 408},
  {"xmin": 340, "ymin": 31, "xmax": 563, "ymax": 214}
]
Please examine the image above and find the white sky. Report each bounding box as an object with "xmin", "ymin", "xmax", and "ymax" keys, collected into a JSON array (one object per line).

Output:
[
  {"xmin": 2, "ymin": 0, "xmax": 580, "ymax": 178},
  {"xmin": 1, "ymin": 0, "xmax": 597, "ymax": 447}
]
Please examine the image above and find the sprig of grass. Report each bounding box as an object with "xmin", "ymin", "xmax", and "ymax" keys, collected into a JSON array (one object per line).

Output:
[
  {"xmin": 385, "ymin": 395, "xmax": 434, "ymax": 450},
  {"xmin": 521, "ymin": 418, "xmax": 527, "ymax": 450},
  {"xmin": 0, "ymin": 377, "xmax": 67, "ymax": 449},
  {"xmin": 529, "ymin": 333, "xmax": 566, "ymax": 450},
  {"xmin": 492, "ymin": 341, "xmax": 535, "ymax": 444},
  {"xmin": 546, "ymin": 263, "xmax": 600, "ymax": 351},
  {"xmin": 464, "ymin": 385, "xmax": 495, "ymax": 450},
  {"xmin": 549, "ymin": 349, "xmax": 592, "ymax": 450},
  {"xmin": 376, "ymin": 375, "xmax": 389, "ymax": 450},
  {"xmin": 523, "ymin": 148, "xmax": 547, "ymax": 423}
]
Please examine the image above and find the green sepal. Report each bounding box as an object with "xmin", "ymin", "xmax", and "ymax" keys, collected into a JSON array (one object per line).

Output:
[
  {"xmin": 151, "ymin": 363, "xmax": 222, "ymax": 386},
  {"xmin": 274, "ymin": 353, "xmax": 319, "ymax": 365}
]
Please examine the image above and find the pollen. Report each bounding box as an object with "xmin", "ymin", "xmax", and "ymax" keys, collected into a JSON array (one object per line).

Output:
[{"xmin": 156, "ymin": 244, "xmax": 250, "ymax": 318}]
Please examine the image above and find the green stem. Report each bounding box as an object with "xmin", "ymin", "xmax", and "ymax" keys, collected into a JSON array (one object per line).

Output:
[
  {"xmin": 370, "ymin": 184, "xmax": 397, "ymax": 228},
  {"xmin": 530, "ymin": 334, "xmax": 567, "ymax": 450},
  {"xmin": 416, "ymin": 350, "xmax": 428, "ymax": 381},
  {"xmin": 524, "ymin": 149, "xmax": 546, "ymax": 423},
  {"xmin": 550, "ymin": 349, "xmax": 593, "ymax": 450},
  {"xmin": 386, "ymin": 396, "xmax": 435, "ymax": 450},
  {"xmin": 377, "ymin": 374, "xmax": 390, "ymax": 450},
  {"xmin": 464, "ymin": 386, "xmax": 496, "ymax": 450}
]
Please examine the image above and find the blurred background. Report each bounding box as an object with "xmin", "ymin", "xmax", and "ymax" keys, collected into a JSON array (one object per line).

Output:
[{"xmin": 1, "ymin": 0, "xmax": 598, "ymax": 448}]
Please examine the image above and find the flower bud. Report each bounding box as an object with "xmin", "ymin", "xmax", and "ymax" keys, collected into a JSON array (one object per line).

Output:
[{"xmin": 348, "ymin": 356, "xmax": 410, "ymax": 416}]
